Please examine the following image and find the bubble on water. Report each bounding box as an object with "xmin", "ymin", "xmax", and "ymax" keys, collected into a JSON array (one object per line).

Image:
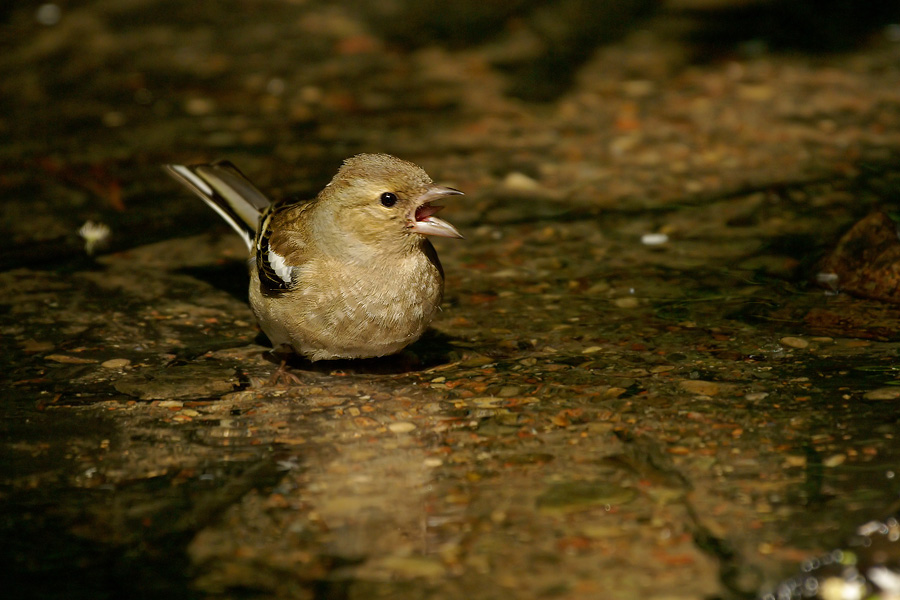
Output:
[{"xmin": 802, "ymin": 576, "xmax": 818, "ymax": 594}]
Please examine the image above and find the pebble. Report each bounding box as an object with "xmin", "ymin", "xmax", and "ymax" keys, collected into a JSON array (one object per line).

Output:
[
  {"xmin": 45, "ymin": 354, "xmax": 97, "ymax": 364},
  {"xmin": 388, "ymin": 422, "xmax": 416, "ymax": 433},
  {"xmin": 745, "ymin": 392, "xmax": 769, "ymax": 401},
  {"xmin": 822, "ymin": 454, "xmax": 846, "ymax": 467},
  {"xmin": 501, "ymin": 172, "xmax": 541, "ymax": 191},
  {"xmin": 864, "ymin": 387, "xmax": 900, "ymax": 401},
  {"xmin": 101, "ymin": 358, "xmax": 131, "ymax": 369},
  {"xmin": 783, "ymin": 455, "xmax": 807, "ymax": 468},
  {"xmin": 780, "ymin": 336, "xmax": 809, "ymax": 349},
  {"xmin": 157, "ymin": 400, "xmax": 183, "ymax": 408},
  {"xmin": 679, "ymin": 380, "xmax": 720, "ymax": 396},
  {"xmin": 641, "ymin": 233, "xmax": 669, "ymax": 246},
  {"xmin": 614, "ymin": 297, "xmax": 640, "ymax": 309},
  {"xmin": 20, "ymin": 339, "xmax": 54, "ymax": 352},
  {"xmin": 622, "ymin": 79, "xmax": 655, "ymax": 97},
  {"xmin": 184, "ymin": 97, "xmax": 215, "ymax": 116},
  {"xmin": 472, "ymin": 397, "xmax": 504, "ymax": 408}
]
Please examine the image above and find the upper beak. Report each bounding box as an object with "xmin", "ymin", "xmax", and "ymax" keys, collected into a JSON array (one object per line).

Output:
[{"xmin": 410, "ymin": 186, "xmax": 464, "ymax": 239}]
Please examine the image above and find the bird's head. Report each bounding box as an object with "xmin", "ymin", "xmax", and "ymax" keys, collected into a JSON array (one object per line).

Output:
[{"xmin": 315, "ymin": 153, "xmax": 463, "ymax": 252}]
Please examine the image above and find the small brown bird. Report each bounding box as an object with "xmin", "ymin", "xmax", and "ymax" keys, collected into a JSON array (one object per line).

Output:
[{"xmin": 165, "ymin": 154, "xmax": 463, "ymax": 361}]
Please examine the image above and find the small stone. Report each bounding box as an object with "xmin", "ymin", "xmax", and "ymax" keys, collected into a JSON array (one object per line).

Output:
[
  {"xmin": 622, "ymin": 79, "xmax": 655, "ymax": 97},
  {"xmin": 21, "ymin": 339, "xmax": 54, "ymax": 353},
  {"xmin": 460, "ymin": 355, "xmax": 494, "ymax": 368},
  {"xmin": 45, "ymin": 354, "xmax": 97, "ymax": 364},
  {"xmin": 101, "ymin": 358, "xmax": 131, "ymax": 369},
  {"xmin": 184, "ymin": 97, "xmax": 215, "ymax": 116},
  {"xmin": 679, "ymin": 380, "xmax": 720, "ymax": 396},
  {"xmin": 864, "ymin": 387, "xmax": 900, "ymax": 401},
  {"xmin": 823, "ymin": 454, "xmax": 846, "ymax": 467},
  {"xmin": 502, "ymin": 172, "xmax": 540, "ymax": 191},
  {"xmin": 781, "ymin": 336, "xmax": 809, "ymax": 349},
  {"xmin": 745, "ymin": 392, "xmax": 769, "ymax": 401},
  {"xmin": 784, "ymin": 455, "xmax": 807, "ymax": 468},
  {"xmin": 614, "ymin": 297, "xmax": 640, "ymax": 309},
  {"xmin": 641, "ymin": 233, "xmax": 669, "ymax": 246},
  {"xmin": 388, "ymin": 422, "xmax": 416, "ymax": 433}
]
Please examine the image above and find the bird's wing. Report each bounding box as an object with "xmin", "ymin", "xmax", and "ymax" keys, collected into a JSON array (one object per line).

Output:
[{"xmin": 255, "ymin": 199, "xmax": 314, "ymax": 296}]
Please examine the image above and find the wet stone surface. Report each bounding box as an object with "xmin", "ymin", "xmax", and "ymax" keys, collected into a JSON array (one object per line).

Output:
[{"xmin": 3, "ymin": 1, "xmax": 900, "ymax": 599}]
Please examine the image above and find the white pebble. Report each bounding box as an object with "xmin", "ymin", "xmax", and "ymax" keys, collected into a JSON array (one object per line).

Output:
[
  {"xmin": 641, "ymin": 233, "xmax": 669, "ymax": 246},
  {"xmin": 502, "ymin": 172, "xmax": 540, "ymax": 191},
  {"xmin": 388, "ymin": 422, "xmax": 416, "ymax": 433}
]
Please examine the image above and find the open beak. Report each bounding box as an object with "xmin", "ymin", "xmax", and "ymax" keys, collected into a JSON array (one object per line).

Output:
[{"xmin": 410, "ymin": 186, "xmax": 464, "ymax": 239}]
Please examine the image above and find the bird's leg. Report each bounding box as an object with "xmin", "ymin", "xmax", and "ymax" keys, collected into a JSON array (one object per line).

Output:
[{"xmin": 266, "ymin": 348, "xmax": 302, "ymax": 386}]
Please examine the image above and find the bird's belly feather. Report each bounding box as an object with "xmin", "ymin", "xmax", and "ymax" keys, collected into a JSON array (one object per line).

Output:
[{"xmin": 249, "ymin": 255, "xmax": 443, "ymax": 360}]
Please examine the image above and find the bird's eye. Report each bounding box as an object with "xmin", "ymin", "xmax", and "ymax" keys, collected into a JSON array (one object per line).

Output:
[{"xmin": 380, "ymin": 192, "xmax": 398, "ymax": 207}]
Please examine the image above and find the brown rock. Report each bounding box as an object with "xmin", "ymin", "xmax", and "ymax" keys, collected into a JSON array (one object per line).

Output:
[{"xmin": 817, "ymin": 212, "xmax": 900, "ymax": 303}]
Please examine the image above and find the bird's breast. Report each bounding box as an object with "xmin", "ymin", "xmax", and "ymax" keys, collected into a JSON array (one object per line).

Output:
[{"xmin": 250, "ymin": 249, "xmax": 444, "ymax": 360}]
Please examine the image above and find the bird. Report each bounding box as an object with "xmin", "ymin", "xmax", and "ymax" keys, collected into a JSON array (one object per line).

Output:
[{"xmin": 165, "ymin": 153, "xmax": 463, "ymax": 362}]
